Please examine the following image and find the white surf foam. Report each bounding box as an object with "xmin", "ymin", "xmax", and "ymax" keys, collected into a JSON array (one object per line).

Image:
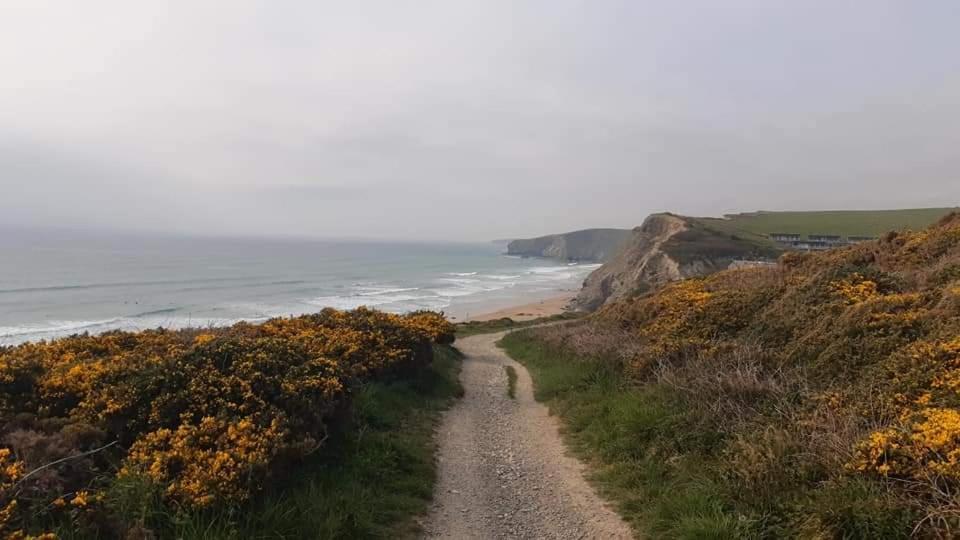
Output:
[
  {"xmin": 356, "ymin": 286, "xmax": 420, "ymax": 296},
  {"xmin": 0, "ymin": 315, "xmax": 265, "ymax": 346},
  {"xmin": 0, "ymin": 318, "xmax": 123, "ymax": 339}
]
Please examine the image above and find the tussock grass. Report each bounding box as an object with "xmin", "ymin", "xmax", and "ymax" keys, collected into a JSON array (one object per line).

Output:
[
  {"xmin": 500, "ymin": 333, "xmax": 750, "ymax": 538},
  {"xmin": 504, "ymin": 365, "xmax": 518, "ymax": 399}
]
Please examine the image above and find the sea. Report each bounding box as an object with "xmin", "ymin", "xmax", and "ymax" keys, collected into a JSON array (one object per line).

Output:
[{"xmin": 0, "ymin": 228, "xmax": 598, "ymax": 346}]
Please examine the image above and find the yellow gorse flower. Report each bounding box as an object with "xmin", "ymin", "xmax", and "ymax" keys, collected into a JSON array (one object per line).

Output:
[
  {"xmin": 70, "ymin": 491, "xmax": 89, "ymax": 507},
  {"xmin": 0, "ymin": 307, "xmax": 454, "ymax": 526},
  {"xmin": 830, "ymin": 273, "xmax": 880, "ymax": 304}
]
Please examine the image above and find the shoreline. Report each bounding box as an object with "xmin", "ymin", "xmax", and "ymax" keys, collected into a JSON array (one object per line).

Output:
[
  {"xmin": 0, "ymin": 291, "xmax": 583, "ymax": 346},
  {"xmin": 458, "ymin": 292, "xmax": 578, "ymax": 322}
]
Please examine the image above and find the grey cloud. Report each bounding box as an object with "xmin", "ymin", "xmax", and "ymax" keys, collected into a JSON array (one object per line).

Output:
[{"xmin": 1, "ymin": 1, "xmax": 958, "ymax": 241}]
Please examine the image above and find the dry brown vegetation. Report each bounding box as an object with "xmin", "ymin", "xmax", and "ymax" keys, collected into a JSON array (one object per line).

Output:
[{"xmin": 506, "ymin": 213, "xmax": 960, "ymax": 537}]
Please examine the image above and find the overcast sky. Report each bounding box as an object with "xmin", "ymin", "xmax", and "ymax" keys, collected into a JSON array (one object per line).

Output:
[{"xmin": 2, "ymin": 1, "xmax": 958, "ymax": 241}]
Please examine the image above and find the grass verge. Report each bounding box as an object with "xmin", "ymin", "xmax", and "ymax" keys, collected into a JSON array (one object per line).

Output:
[
  {"xmin": 504, "ymin": 365, "xmax": 518, "ymax": 399},
  {"xmin": 499, "ymin": 329, "xmax": 922, "ymax": 539},
  {"xmin": 167, "ymin": 345, "xmax": 463, "ymax": 539}
]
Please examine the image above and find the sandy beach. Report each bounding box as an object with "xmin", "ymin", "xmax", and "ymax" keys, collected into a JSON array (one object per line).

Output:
[{"xmin": 463, "ymin": 292, "xmax": 577, "ymax": 322}]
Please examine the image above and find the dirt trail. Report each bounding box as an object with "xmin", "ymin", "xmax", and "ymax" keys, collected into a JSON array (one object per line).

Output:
[{"xmin": 422, "ymin": 332, "xmax": 633, "ymax": 539}]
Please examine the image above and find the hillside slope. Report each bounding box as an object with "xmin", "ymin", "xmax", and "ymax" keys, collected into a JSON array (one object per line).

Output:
[
  {"xmin": 705, "ymin": 207, "xmax": 959, "ymax": 239},
  {"xmin": 509, "ymin": 213, "xmax": 960, "ymax": 537},
  {"xmin": 506, "ymin": 228, "xmax": 630, "ymax": 262},
  {"xmin": 574, "ymin": 213, "xmax": 781, "ymax": 310}
]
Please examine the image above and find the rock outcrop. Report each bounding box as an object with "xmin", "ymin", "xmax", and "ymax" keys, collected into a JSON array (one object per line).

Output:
[
  {"xmin": 574, "ymin": 214, "xmax": 782, "ymax": 310},
  {"xmin": 506, "ymin": 228, "xmax": 630, "ymax": 262}
]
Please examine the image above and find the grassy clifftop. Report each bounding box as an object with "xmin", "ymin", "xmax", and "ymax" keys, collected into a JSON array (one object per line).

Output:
[
  {"xmin": 661, "ymin": 214, "xmax": 782, "ymax": 265},
  {"xmin": 700, "ymin": 207, "xmax": 958, "ymax": 240},
  {"xmin": 506, "ymin": 213, "xmax": 960, "ymax": 537}
]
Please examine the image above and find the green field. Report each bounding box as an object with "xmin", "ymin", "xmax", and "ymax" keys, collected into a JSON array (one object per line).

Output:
[{"xmin": 696, "ymin": 207, "xmax": 957, "ymax": 240}]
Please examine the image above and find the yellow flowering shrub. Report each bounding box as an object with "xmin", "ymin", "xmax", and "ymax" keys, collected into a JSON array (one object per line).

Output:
[
  {"xmin": 869, "ymin": 338, "xmax": 960, "ymax": 414},
  {"xmin": 0, "ymin": 450, "xmax": 23, "ymax": 489},
  {"xmin": 861, "ymin": 293, "xmax": 927, "ymax": 335},
  {"xmin": 0, "ymin": 449, "xmax": 56, "ymax": 538},
  {"xmin": 400, "ymin": 311, "xmax": 456, "ymax": 344},
  {"xmin": 0, "ymin": 307, "xmax": 453, "ymax": 534},
  {"xmin": 598, "ymin": 273, "xmax": 788, "ymax": 376},
  {"xmin": 852, "ymin": 408, "xmax": 960, "ymax": 483},
  {"xmin": 597, "ymin": 279, "xmax": 716, "ymax": 370},
  {"xmin": 830, "ymin": 273, "xmax": 881, "ymax": 304},
  {"xmin": 532, "ymin": 212, "xmax": 960, "ymax": 534},
  {"xmin": 0, "ymin": 452, "xmax": 29, "ymax": 539},
  {"xmin": 123, "ymin": 416, "xmax": 286, "ymax": 507}
]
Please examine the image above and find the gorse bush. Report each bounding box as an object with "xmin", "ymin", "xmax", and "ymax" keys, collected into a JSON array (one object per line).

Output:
[
  {"xmin": 0, "ymin": 308, "xmax": 454, "ymax": 538},
  {"xmin": 518, "ymin": 213, "xmax": 960, "ymax": 537}
]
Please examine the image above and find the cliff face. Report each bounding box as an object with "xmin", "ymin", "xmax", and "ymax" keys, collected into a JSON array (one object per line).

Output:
[
  {"xmin": 506, "ymin": 228, "xmax": 630, "ymax": 262},
  {"xmin": 574, "ymin": 214, "xmax": 782, "ymax": 310}
]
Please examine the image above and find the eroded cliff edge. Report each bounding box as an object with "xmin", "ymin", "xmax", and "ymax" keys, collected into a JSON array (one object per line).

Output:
[{"xmin": 574, "ymin": 214, "xmax": 782, "ymax": 310}]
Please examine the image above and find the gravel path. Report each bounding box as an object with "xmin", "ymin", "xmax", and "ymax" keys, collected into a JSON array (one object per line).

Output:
[{"xmin": 422, "ymin": 332, "xmax": 634, "ymax": 539}]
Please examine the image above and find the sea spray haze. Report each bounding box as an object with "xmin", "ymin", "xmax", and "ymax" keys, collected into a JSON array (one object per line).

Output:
[{"xmin": 0, "ymin": 228, "xmax": 596, "ymax": 345}]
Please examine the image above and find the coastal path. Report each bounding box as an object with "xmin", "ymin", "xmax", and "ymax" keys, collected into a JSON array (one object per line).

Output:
[{"xmin": 421, "ymin": 332, "xmax": 633, "ymax": 539}]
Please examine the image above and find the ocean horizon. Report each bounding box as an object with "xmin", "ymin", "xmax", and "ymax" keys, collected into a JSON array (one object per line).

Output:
[{"xmin": 0, "ymin": 228, "xmax": 596, "ymax": 345}]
